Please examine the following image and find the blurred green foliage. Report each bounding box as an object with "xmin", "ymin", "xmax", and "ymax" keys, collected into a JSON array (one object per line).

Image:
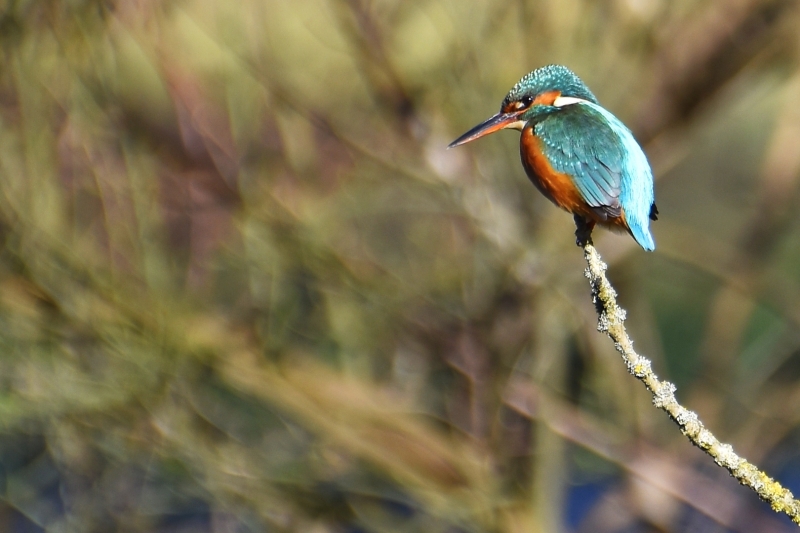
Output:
[{"xmin": 0, "ymin": 0, "xmax": 800, "ymax": 531}]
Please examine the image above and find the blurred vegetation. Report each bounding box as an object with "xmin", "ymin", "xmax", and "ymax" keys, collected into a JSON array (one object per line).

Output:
[{"xmin": 0, "ymin": 0, "xmax": 800, "ymax": 531}]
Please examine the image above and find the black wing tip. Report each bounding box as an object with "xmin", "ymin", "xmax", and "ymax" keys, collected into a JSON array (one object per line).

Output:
[{"xmin": 649, "ymin": 203, "xmax": 659, "ymax": 221}]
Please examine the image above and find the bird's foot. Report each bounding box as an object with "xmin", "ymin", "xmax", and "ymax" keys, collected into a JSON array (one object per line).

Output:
[{"xmin": 574, "ymin": 215, "xmax": 595, "ymax": 248}]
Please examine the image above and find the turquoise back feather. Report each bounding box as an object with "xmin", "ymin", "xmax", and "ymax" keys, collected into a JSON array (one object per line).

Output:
[{"xmin": 532, "ymin": 102, "xmax": 655, "ymax": 251}]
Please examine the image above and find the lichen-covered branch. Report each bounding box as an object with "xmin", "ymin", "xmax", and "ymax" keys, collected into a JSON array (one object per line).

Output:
[{"xmin": 583, "ymin": 243, "xmax": 800, "ymax": 525}]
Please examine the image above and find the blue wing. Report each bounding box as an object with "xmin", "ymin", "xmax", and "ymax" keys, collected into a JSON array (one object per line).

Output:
[{"xmin": 534, "ymin": 102, "xmax": 656, "ymax": 250}]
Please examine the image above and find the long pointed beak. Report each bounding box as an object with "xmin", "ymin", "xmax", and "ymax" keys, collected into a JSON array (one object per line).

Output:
[{"xmin": 448, "ymin": 112, "xmax": 523, "ymax": 148}]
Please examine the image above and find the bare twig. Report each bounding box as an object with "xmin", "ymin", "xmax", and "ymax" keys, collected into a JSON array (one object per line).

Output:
[{"xmin": 582, "ymin": 243, "xmax": 800, "ymax": 525}]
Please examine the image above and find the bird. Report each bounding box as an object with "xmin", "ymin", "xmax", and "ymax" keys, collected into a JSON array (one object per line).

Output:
[{"xmin": 449, "ymin": 65, "xmax": 657, "ymax": 251}]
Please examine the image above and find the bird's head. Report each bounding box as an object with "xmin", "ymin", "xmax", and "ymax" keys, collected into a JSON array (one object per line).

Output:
[{"xmin": 449, "ymin": 65, "xmax": 598, "ymax": 148}]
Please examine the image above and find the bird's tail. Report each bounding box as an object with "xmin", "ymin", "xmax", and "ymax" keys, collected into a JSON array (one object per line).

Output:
[{"xmin": 628, "ymin": 221, "xmax": 655, "ymax": 251}]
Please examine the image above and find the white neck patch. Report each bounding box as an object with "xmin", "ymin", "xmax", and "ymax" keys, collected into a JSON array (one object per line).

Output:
[
  {"xmin": 553, "ymin": 96, "xmax": 590, "ymax": 108},
  {"xmin": 505, "ymin": 120, "xmax": 527, "ymax": 131}
]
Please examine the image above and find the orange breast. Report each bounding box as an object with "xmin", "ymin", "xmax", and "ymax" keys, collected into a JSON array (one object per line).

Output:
[
  {"xmin": 520, "ymin": 128, "xmax": 630, "ymax": 233},
  {"xmin": 519, "ymin": 127, "xmax": 590, "ymax": 216},
  {"xmin": 519, "ymin": 127, "xmax": 631, "ymax": 233}
]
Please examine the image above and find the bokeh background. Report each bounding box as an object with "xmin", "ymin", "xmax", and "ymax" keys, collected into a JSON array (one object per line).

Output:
[{"xmin": 1, "ymin": 0, "xmax": 800, "ymax": 531}]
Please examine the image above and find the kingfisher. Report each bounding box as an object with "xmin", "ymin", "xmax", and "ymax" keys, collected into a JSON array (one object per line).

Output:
[{"xmin": 449, "ymin": 65, "xmax": 657, "ymax": 251}]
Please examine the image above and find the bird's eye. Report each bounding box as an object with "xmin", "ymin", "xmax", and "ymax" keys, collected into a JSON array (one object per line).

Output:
[{"xmin": 506, "ymin": 96, "xmax": 535, "ymax": 113}]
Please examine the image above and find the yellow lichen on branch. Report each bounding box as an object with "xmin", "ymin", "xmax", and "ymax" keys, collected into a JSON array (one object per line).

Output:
[{"xmin": 582, "ymin": 243, "xmax": 800, "ymax": 525}]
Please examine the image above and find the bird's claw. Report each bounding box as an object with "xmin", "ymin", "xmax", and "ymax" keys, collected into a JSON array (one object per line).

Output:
[{"xmin": 573, "ymin": 215, "xmax": 594, "ymax": 247}]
